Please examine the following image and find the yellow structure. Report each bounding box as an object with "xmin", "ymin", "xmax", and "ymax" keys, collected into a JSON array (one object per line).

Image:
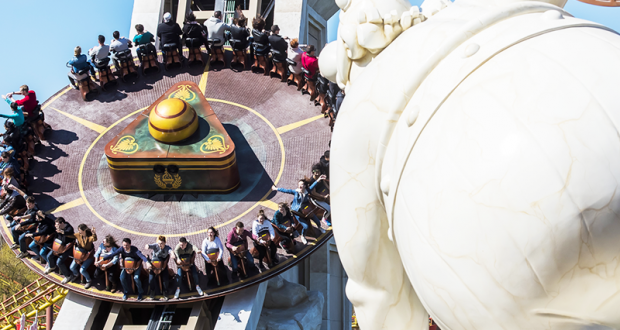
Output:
[{"xmin": 148, "ymin": 98, "xmax": 199, "ymax": 143}]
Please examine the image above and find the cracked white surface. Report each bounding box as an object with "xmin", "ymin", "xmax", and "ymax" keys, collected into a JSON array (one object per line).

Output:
[{"xmin": 325, "ymin": 0, "xmax": 620, "ymax": 329}]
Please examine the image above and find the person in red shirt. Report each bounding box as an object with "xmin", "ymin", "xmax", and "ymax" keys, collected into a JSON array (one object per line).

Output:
[
  {"xmin": 301, "ymin": 45, "xmax": 319, "ymax": 78},
  {"xmin": 7, "ymin": 85, "xmax": 37, "ymax": 119}
]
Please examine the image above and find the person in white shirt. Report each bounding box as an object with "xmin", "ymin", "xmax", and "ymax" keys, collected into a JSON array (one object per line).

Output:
[
  {"xmin": 251, "ymin": 209, "xmax": 278, "ymax": 268},
  {"xmin": 88, "ymin": 35, "xmax": 110, "ymax": 73},
  {"xmin": 201, "ymin": 227, "xmax": 227, "ymax": 286},
  {"xmin": 204, "ymin": 11, "xmax": 230, "ymax": 47},
  {"xmin": 110, "ymin": 31, "xmax": 132, "ymax": 71},
  {"xmin": 287, "ymin": 38, "xmax": 305, "ymax": 75}
]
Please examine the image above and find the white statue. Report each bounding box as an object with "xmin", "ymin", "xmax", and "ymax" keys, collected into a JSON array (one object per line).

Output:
[{"xmin": 321, "ymin": 0, "xmax": 620, "ymax": 328}]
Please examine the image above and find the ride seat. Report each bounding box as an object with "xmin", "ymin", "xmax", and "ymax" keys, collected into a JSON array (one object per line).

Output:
[
  {"xmin": 185, "ymin": 38, "xmax": 204, "ymax": 66},
  {"xmin": 207, "ymin": 38, "xmax": 225, "ymax": 65},
  {"xmin": 252, "ymin": 42, "xmax": 269, "ymax": 74},
  {"xmin": 269, "ymin": 49, "xmax": 287, "ymax": 81},
  {"xmin": 162, "ymin": 43, "xmax": 182, "ymax": 70},
  {"xmin": 301, "ymin": 67, "xmax": 318, "ymax": 100}
]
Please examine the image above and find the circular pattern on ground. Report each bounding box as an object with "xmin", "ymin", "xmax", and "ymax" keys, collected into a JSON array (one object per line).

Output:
[{"xmin": 0, "ymin": 57, "xmax": 333, "ymax": 303}]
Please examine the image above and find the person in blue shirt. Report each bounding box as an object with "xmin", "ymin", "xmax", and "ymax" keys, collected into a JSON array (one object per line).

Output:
[
  {"xmin": 0, "ymin": 95, "xmax": 24, "ymax": 127},
  {"xmin": 0, "ymin": 151, "xmax": 20, "ymax": 180},
  {"xmin": 67, "ymin": 46, "xmax": 93, "ymax": 89},
  {"xmin": 271, "ymin": 176, "xmax": 327, "ymax": 240}
]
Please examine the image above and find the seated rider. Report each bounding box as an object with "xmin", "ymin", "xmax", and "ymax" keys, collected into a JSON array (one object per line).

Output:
[
  {"xmin": 226, "ymin": 222, "xmax": 254, "ymax": 278},
  {"xmin": 287, "ymin": 38, "xmax": 306, "ymax": 75},
  {"xmin": 251, "ymin": 17, "xmax": 270, "ymax": 55},
  {"xmin": 204, "ymin": 11, "xmax": 229, "ymax": 48},
  {"xmin": 229, "ymin": 18, "xmax": 250, "ymax": 50},
  {"xmin": 268, "ymin": 25, "xmax": 288, "ymax": 62},
  {"xmin": 251, "ymin": 209, "xmax": 278, "ymax": 269},
  {"xmin": 133, "ymin": 24, "xmax": 156, "ymax": 61},
  {"xmin": 68, "ymin": 224, "xmax": 97, "ymax": 289},
  {"xmin": 272, "ymin": 177, "xmax": 326, "ymax": 241},
  {"xmin": 110, "ymin": 31, "xmax": 132, "ymax": 71},
  {"xmin": 93, "ymin": 235, "xmax": 119, "ymax": 292},
  {"xmin": 272, "ymin": 202, "xmax": 302, "ymax": 245},
  {"xmin": 157, "ymin": 12, "xmax": 184, "ymax": 62},
  {"xmin": 0, "ymin": 94, "xmax": 25, "ymax": 128},
  {"xmin": 88, "ymin": 35, "xmax": 110, "ymax": 74},
  {"xmin": 172, "ymin": 237, "xmax": 204, "ymax": 299},
  {"xmin": 183, "ymin": 12, "xmax": 208, "ymax": 48},
  {"xmin": 201, "ymin": 227, "xmax": 227, "ymax": 285},
  {"xmin": 0, "ymin": 154, "xmax": 21, "ymax": 182},
  {"xmin": 5, "ymin": 85, "xmax": 37, "ymax": 121},
  {"xmin": 103, "ymin": 237, "xmax": 149, "ymax": 301},
  {"xmin": 144, "ymin": 235, "xmax": 173, "ymax": 301},
  {"xmin": 25, "ymin": 210, "xmax": 56, "ymax": 264},
  {"xmin": 309, "ymin": 164, "xmax": 331, "ymax": 226},
  {"xmin": 301, "ymin": 45, "xmax": 319, "ymax": 78},
  {"xmin": 45, "ymin": 217, "xmax": 75, "ymax": 278},
  {"xmin": 67, "ymin": 46, "xmax": 92, "ymax": 89},
  {"xmin": 9, "ymin": 195, "xmax": 37, "ymax": 256}
]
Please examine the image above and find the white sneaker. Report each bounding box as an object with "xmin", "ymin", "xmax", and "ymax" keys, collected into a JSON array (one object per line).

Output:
[
  {"xmin": 61, "ymin": 275, "xmax": 74, "ymax": 284},
  {"xmin": 196, "ymin": 286, "xmax": 204, "ymax": 296},
  {"xmin": 301, "ymin": 236, "xmax": 308, "ymax": 244},
  {"xmin": 174, "ymin": 288, "xmax": 181, "ymax": 299}
]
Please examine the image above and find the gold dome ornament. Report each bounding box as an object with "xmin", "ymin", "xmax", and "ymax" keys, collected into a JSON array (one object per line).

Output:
[{"xmin": 148, "ymin": 98, "xmax": 199, "ymax": 143}]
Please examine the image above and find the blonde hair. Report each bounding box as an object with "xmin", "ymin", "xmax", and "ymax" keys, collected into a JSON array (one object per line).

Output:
[{"xmin": 290, "ymin": 38, "xmax": 299, "ymax": 48}]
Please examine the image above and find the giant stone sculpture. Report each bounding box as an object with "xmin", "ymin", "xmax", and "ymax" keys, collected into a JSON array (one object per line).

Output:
[{"xmin": 321, "ymin": 0, "xmax": 620, "ymax": 328}]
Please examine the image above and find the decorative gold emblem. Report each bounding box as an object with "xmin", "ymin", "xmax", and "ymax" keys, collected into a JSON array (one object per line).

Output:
[
  {"xmin": 154, "ymin": 169, "xmax": 182, "ymax": 189},
  {"xmin": 201, "ymin": 135, "xmax": 229, "ymax": 154},
  {"xmin": 168, "ymin": 84, "xmax": 196, "ymax": 102},
  {"xmin": 110, "ymin": 136, "xmax": 139, "ymax": 155}
]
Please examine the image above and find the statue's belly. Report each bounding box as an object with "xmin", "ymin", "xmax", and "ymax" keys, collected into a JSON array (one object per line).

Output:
[{"xmin": 388, "ymin": 27, "xmax": 620, "ymax": 329}]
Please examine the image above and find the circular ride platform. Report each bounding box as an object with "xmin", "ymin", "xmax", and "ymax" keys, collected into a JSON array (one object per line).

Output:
[{"xmin": 0, "ymin": 55, "xmax": 332, "ymax": 304}]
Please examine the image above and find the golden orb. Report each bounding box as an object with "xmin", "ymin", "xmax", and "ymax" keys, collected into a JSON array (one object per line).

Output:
[{"xmin": 148, "ymin": 98, "xmax": 199, "ymax": 143}]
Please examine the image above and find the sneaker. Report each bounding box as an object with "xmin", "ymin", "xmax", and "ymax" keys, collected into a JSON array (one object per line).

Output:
[
  {"xmin": 258, "ymin": 262, "xmax": 266, "ymax": 270},
  {"xmin": 61, "ymin": 275, "xmax": 75, "ymax": 284},
  {"xmin": 174, "ymin": 288, "xmax": 180, "ymax": 299},
  {"xmin": 45, "ymin": 266, "xmax": 57, "ymax": 274},
  {"xmin": 44, "ymin": 265, "xmax": 49, "ymax": 272},
  {"xmin": 17, "ymin": 252, "xmax": 29, "ymax": 259},
  {"xmin": 122, "ymin": 294, "xmax": 128, "ymax": 301},
  {"xmin": 301, "ymin": 236, "xmax": 308, "ymax": 245},
  {"xmin": 319, "ymin": 227, "xmax": 326, "ymax": 234},
  {"xmin": 162, "ymin": 295, "xmax": 169, "ymax": 302},
  {"xmin": 196, "ymin": 286, "xmax": 204, "ymax": 296},
  {"xmin": 137, "ymin": 294, "xmax": 144, "ymax": 301},
  {"xmin": 84, "ymin": 282, "xmax": 92, "ymax": 289},
  {"xmin": 150, "ymin": 291, "xmax": 156, "ymax": 300},
  {"xmin": 70, "ymin": 84, "xmax": 79, "ymax": 90},
  {"xmin": 10, "ymin": 244, "xmax": 18, "ymax": 250}
]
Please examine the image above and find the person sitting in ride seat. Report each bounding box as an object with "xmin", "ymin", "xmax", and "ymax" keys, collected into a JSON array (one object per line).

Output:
[
  {"xmin": 201, "ymin": 227, "xmax": 227, "ymax": 285},
  {"xmin": 88, "ymin": 35, "xmax": 110, "ymax": 75},
  {"xmin": 8, "ymin": 195, "xmax": 35, "ymax": 254},
  {"xmin": 67, "ymin": 46, "xmax": 92, "ymax": 89},
  {"xmin": 133, "ymin": 24, "xmax": 156, "ymax": 62},
  {"xmin": 45, "ymin": 217, "xmax": 75, "ymax": 277},
  {"xmin": 67, "ymin": 224, "xmax": 97, "ymax": 289},
  {"xmin": 287, "ymin": 38, "xmax": 305, "ymax": 75},
  {"xmin": 301, "ymin": 45, "xmax": 319, "ymax": 78},
  {"xmin": 25, "ymin": 210, "xmax": 55, "ymax": 263},
  {"xmin": 103, "ymin": 237, "xmax": 149, "ymax": 301},
  {"xmin": 0, "ymin": 95, "xmax": 25, "ymax": 128},
  {"xmin": 320, "ymin": 150, "xmax": 330, "ymax": 178},
  {"xmin": 226, "ymin": 222, "xmax": 254, "ymax": 278},
  {"xmin": 144, "ymin": 235, "xmax": 173, "ymax": 301},
  {"xmin": 272, "ymin": 202, "xmax": 302, "ymax": 244},
  {"xmin": 183, "ymin": 12, "xmax": 208, "ymax": 49},
  {"xmin": 204, "ymin": 11, "xmax": 229, "ymax": 48},
  {"xmin": 0, "ymin": 152, "xmax": 20, "ymax": 181},
  {"xmin": 268, "ymin": 25, "xmax": 288, "ymax": 62},
  {"xmin": 110, "ymin": 31, "xmax": 132, "ymax": 71},
  {"xmin": 93, "ymin": 235, "xmax": 119, "ymax": 292},
  {"xmin": 309, "ymin": 163, "xmax": 331, "ymax": 226},
  {"xmin": 5, "ymin": 86, "xmax": 37, "ymax": 120},
  {"xmin": 229, "ymin": 17, "xmax": 250, "ymax": 50},
  {"xmin": 172, "ymin": 237, "xmax": 204, "ymax": 299},
  {"xmin": 157, "ymin": 12, "xmax": 184, "ymax": 62},
  {"xmin": 252, "ymin": 210, "xmax": 278, "ymax": 268},
  {"xmin": 251, "ymin": 17, "xmax": 270, "ymax": 55},
  {"xmin": 272, "ymin": 177, "xmax": 326, "ymax": 240}
]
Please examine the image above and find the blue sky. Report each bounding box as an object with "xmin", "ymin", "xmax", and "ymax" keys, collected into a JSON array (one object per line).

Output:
[{"xmin": 0, "ymin": 0, "xmax": 616, "ymax": 113}]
